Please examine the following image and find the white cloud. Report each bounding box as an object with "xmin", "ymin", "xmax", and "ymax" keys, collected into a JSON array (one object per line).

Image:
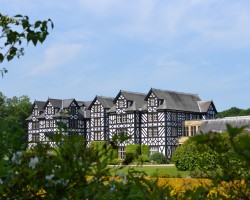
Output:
[{"xmin": 28, "ymin": 43, "xmax": 84, "ymax": 76}]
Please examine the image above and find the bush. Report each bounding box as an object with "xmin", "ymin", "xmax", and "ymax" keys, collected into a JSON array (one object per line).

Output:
[
  {"xmin": 126, "ymin": 144, "xmax": 141, "ymax": 157},
  {"xmin": 171, "ymin": 140, "xmax": 198, "ymax": 171},
  {"xmin": 141, "ymin": 145, "xmax": 149, "ymax": 157},
  {"xmin": 123, "ymin": 152, "xmax": 134, "ymax": 165},
  {"xmin": 149, "ymin": 152, "xmax": 167, "ymax": 164},
  {"xmin": 89, "ymin": 141, "xmax": 117, "ymax": 162},
  {"xmin": 138, "ymin": 154, "xmax": 149, "ymax": 162}
]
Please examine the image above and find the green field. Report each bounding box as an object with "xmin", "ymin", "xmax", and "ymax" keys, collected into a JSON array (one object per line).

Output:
[{"xmin": 108, "ymin": 165, "xmax": 190, "ymax": 178}]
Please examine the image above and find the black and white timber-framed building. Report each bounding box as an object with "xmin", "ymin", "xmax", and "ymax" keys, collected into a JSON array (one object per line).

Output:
[
  {"xmin": 88, "ymin": 96, "xmax": 114, "ymax": 143},
  {"xmin": 107, "ymin": 90, "xmax": 147, "ymax": 159},
  {"xmin": 27, "ymin": 98, "xmax": 90, "ymax": 148},
  {"xmin": 27, "ymin": 88, "xmax": 217, "ymax": 158}
]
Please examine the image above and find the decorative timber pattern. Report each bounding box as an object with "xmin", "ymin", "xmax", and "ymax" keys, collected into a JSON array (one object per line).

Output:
[
  {"xmin": 88, "ymin": 96, "xmax": 114, "ymax": 143},
  {"xmin": 27, "ymin": 98, "xmax": 90, "ymax": 148},
  {"xmin": 27, "ymin": 88, "xmax": 217, "ymax": 158},
  {"xmin": 108, "ymin": 91, "xmax": 147, "ymax": 151}
]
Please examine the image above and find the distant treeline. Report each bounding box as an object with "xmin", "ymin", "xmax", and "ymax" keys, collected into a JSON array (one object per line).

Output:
[{"xmin": 217, "ymin": 107, "xmax": 250, "ymax": 118}]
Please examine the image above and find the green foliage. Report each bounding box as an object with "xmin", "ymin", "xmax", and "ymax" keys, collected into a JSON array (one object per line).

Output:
[
  {"xmin": 126, "ymin": 144, "xmax": 141, "ymax": 156},
  {"xmin": 123, "ymin": 144, "xmax": 140, "ymax": 165},
  {"xmin": 0, "ymin": 13, "xmax": 53, "ymax": 76},
  {"xmin": 137, "ymin": 154, "xmax": 149, "ymax": 162},
  {"xmin": 89, "ymin": 141, "xmax": 118, "ymax": 164},
  {"xmin": 1, "ymin": 125, "xmax": 250, "ymax": 198},
  {"xmin": 0, "ymin": 132, "xmax": 174, "ymax": 199},
  {"xmin": 141, "ymin": 144, "xmax": 149, "ymax": 157},
  {"xmin": 0, "ymin": 92, "xmax": 32, "ymax": 158},
  {"xmin": 173, "ymin": 126, "xmax": 250, "ymax": 183},
  {"xmin": 149, "ymin": 152, "xmax": 167, "ymax": 164},
  {"xmin": 123, "ymin": 152, "xmax": 134, "ymax": 165},
  {"xmin": 172, "ymin": 139, "xmax": 199, "ymax": 171},
  {"xmin": 217, "ymin": 106, "xmax": 250, "ymax": 118}
]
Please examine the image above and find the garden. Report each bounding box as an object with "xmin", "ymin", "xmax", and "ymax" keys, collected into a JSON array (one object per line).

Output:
[{"xmin": 0, "ymin": 124, "xmax": 250, "ymax": 199}]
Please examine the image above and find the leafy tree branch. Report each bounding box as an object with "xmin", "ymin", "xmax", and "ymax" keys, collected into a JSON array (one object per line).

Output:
[{"xmin": 0, "ymin": 13, "xmax": 53, "ymax": 77}]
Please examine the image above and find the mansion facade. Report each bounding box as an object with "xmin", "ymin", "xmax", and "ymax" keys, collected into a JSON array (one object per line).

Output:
[{"xmin": 27, "ymin": 88, "xmax": 217, "ymax": 158}]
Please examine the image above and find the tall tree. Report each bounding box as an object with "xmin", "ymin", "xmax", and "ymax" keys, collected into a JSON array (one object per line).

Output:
[{"xmin": 0, "ymin": 92, "xmax": 32, "ymax": 157}]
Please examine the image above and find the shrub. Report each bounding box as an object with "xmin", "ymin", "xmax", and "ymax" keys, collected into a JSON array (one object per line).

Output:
[
  {"xmin": 141, "ymin": 144, "xmax": 149, "ymax": 157},
  {"xmin": 126, "ymin": 144, "xmax": 141, "ymax": 157},
  {"xmin": 89, "ymin": 141, "xmax": 117, "ymax": 162},
  {"xmin": 171, "ymin": 140, "xmax": 198, "ymax": 171},
  {"xmin": 123, "ymin": 152, "xmax": 134, "ymax": 165},
  {"xmin": 149, "ymin": 152, "xmax": 167, "ymax": 164},
  {"xmin": 138, "ymin": 154, "xmax": 149, "ymax": 162}
]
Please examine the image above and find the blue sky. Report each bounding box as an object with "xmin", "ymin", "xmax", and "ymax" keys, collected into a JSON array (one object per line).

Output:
[{"xmin": 1, "ymin": 0, "xmax": 250, "ymax": 111}]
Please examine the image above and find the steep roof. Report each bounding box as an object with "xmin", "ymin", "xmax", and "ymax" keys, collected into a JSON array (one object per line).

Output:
[
  {"xmin": 97, "ymin": 96, "xmax": 114, "ymax": 108},
  {"xmin": 88, "ymin": 96, "xmax": 114, "ymax": 110},
  {"xmin": 197, "ymin": 101, "xmax": 212, "ymax": 112},
  {"xmin": 198, "ymin": 116, "xmax": 250, "ymax": 133},
  {"xmin": 111, "ymin": 90, "xmax": 147, "ymax": 112},
  {"xmin": 46, "ymin": 98, "xmax": 77, "ymax": 109},
  {"xmin": 78, "ymin": 109, "xmax": 90, "ymax": 119},
  {"xmin": 83, "ymin": 101, "xmax": 92, "ymax": 108},
  {"xmin": 119, "ymin": 90, "xmax": 147, "ymax": 107},
  {"xmin": 147, "ymin": 88, "xmax": 202, "ymax": 112},
  {"xmin": 26, "ymin": 100, "xmax": 46, "ymax": 121},
  {"xmin": 34, "ymin": 100, "xmax": 46, "ymax": 111},
  {"xmin": 53, "ymin": 109, "xmax": 70, "ymax": 119}
]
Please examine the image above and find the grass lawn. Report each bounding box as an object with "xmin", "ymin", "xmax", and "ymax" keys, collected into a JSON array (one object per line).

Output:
[{"xmin": 108, "ymin": 165, "xmax": 190, "ymax": 178}]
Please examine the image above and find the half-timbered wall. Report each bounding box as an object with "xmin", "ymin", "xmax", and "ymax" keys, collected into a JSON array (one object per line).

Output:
[
  {"xmin": 90, "ymin": 100, "xmax": 106, "ymax": 142},
  {"xmin": 29, "ymin": 100, "xmax": 88, "ymax": 148},
  {"xmin": 108, "ymin": 94, "xmax": 138, "ymax": 147},
  {"xmin": 28, "ymin": 104, "xmax": 41, "ymax": 148},
  {"xmin": 141, "ymin": 93, "xmax": 166, "ymax": 155},
  {"xmin": 66, "ymin": 101, "xmax": 86, "ymax": 138},
  {"xmin": 206, "ymin": 104, "xmax": 216, "ymax": 119}
]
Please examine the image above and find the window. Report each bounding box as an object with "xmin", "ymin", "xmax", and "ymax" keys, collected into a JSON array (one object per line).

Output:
[
  {"xmin": 32, "ymin": 121, "xmax": 39, "ymax": 129},
  {"xmin": 122, "ymin": 115, "xmax": 127, "ymax": 123},
  {"xmin": 50, "ymin": 120, "xmax": 54, "ymax": 127},
  {"xmin": 117, "ymin": 115, "xmax": 122, "ymax": 123},
  {"xmin": 45, "ymin": 120, "xmax": 54, "ymax": 128},
  {"xmin": 118, "ymin": 100, "xmax": 124, "ymax": 108},
  {"xmin": 149, "ymin": 98, "xmax": 155, "ymax": 106},
  {"xmin": 70, "ymin": 106, "xmax": 76, "ymax": 115},
  {"xmin": 148, "ymin": 113, "xmax": 157, "ymax": 122},
  {"xmin": 172, "ymin": 113, "xmax": 177, "ymax": 121},
  {"xmin": 94, "ymin": 132, "xmax": 102, "ymax": 140},
  {"xmin": 69, "ymin": 119, "xmax": 78, "ymax": 128},
  {"xmin": 183, "ymin": 126, "xmax": 189, "ymax": 137},
  {"xmin": 150, "ymin": 146, "xmax": 159, "ymax": 155},
  {"xmin": 118, "ymin": 147, "xmax": 125, "ymax": 159},
  {"xmin": 191, "ymin": 126, "xmax": 197, "ymax": 136},
  {"xmin": 117, "ymin": 129, "xmax": 127, "ymax": 136},
  {"xmin": 47, "ymin": 106, "xmax": 52, "ymax": 114},
  {"xmin": 94, "ymin": 105, "xmax": 101, "ymax": 112},
  {"xmin": 94, "ymin": 118, "xmax": 101, "ymax": 126},
  {"xmin": 172, "ymin": 127, "xmax": 177, "ymax": 136},
  {"xmin": 32, "ymin": 134, "xmax": 40, "ymax": 142},
  {"xmin": 148, "ymin": 128, "xmax": 158, "ymax": 137},
  {"xmin": 33, "ymin": 109, "xmax": 39, "ymax": 116}
]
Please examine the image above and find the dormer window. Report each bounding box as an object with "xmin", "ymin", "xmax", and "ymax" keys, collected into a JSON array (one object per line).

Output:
[
  {"xmin": 118, "ymin": 100, "xmax": 124, "ymax": 108},
  {"xmin": 47, "ymin": 106, "xmax": 53, "ymax": 114},
  {"xmin": 158, "ymin": 99, "xmax": 163, "ymax": 105},
  {"xmin": 127, "ymin": 101, "xmax": 132, "ymax": 107},
  {"xmin": 149, "ymin": 98, "xmax": 156, "ymax": 107},
  {"xmin": 70, "ymin": 107, "xmax": 76, "ymax": 115},
  {"xmin": 33, "ymin": 109, "xmax": 39, "ymax": 116}
]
